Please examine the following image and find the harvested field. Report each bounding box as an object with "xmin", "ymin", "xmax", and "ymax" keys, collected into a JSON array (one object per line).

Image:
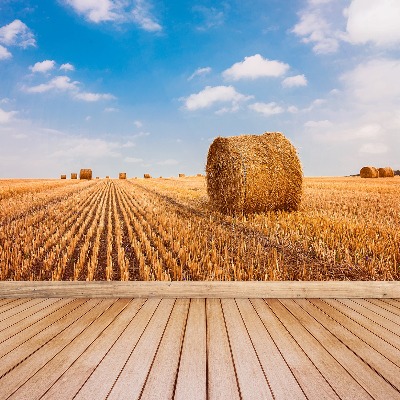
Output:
[{"xmin": 0, "ymin": 176, "xmax": 399, "ymax": 281}]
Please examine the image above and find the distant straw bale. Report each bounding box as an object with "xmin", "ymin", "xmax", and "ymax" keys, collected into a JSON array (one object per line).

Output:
[
  {"xmin": 179, "ymin": 173, "xmax": 185, "ymax": 178},
  {"xmin": 60, "ymin": 175, "xmax": 66, "ymax": 179},
  {"xmin": 71, "ymin": 173, "xmax": 77, "ymax": 179},
  {"xmin": 197, "ymin": 173, "xmax": 203, "ymax": 177},
  {"xmin": 106, "ymin": 176, "xmax": 110, "ymax": 179},
  {"xmin": 360, "ymin": 166, "xmax": 378, "ymax": 178},
  {"xmin": 378, "ymin": 167, "xmax": 394, "ymax": 178},
  {"xmin": 206, "ymin": 132, "xmax": 303, "ymax": 214},
  {"xmin": 144, "ymin": 173, "xmax": 151, "ymax": 179},
  {"xmin": 119, "ymin": 172, "xmax": 127, "ymax": 179},
  {"xmin": 79, "ymin": 169, "xmax": 92, "ymax": 180},
  {"xmin": 96, "ymin": 177, "xmax": 99, "ymax": 179}
]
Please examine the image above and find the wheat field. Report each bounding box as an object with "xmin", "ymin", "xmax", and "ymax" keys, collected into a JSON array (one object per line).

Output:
[{"xmin": 0, "ymin": 176, "xmax": 399, "ymax": 281}]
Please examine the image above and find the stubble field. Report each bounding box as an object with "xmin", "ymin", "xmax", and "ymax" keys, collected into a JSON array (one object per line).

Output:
[{"xmin": 0, "ymin": 176, "xmax": 399, "ymax": 281}]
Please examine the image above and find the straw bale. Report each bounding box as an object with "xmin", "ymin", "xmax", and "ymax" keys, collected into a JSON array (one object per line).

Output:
[
  {"xmin": 60, "ymin": 175, "xmax": 66, "ymax": 179},
  {"xmin": 378, "ymin": 167, "xmax": 394, "ymax": 178},
  {"xmin": 360, "ymin": 166, "xmax": 378, "ymax": 178},
  {"xmin": 144, "ymin": 173, "xmax": 151, "ymax": 179},
  {"xmin": 71, "ymin": 173, "xmax": 77, "ymax": 179},
  {"xmin": 179, "ymin": 173, "xmax": 185, "ymax": 178},
  {"xmin": 119, "ymin": 172, "xmax": 127, "ymax": 179},
  {"xmin": 206, "ymin": 132, "xmax": 303, "ymax": 214},
  {"xmin": 79, "ymin": 169, "xmax": 92, "ymax": 180},
  {"xmin": 106, "ymin": 176, "xmax": 110, "ymax": 179}
]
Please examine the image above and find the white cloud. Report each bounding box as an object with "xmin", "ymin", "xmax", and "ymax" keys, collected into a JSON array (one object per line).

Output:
[
  {"xmin": 60, "ymin": 63, "xmax": 75, "ymax": 71},
  {"xmin": 25, "ymin": 76, "xmax": 80, "ymax": 93},
  {"xmin": 193, "ymin": 6, "xmax": 224, "ymax": 31},
  {"xmin": 134, "ymin": 120, "xmax": 143, "ymax": 128},
  {"xmin": 64, "ymin": 0, "xmax": 162, "ymax": 31},
  {"xmin": 188, "ymin": 67, "xmax": 212, "ymax": 81},
  {"xmin": 359, "ymin": 143, "xmax": 388, "ymax": 154},
  {"xmin": 0, "ymin": 108, "xmax": 17, "ymax": 124},
  {"xmin": 287, "ymin": 105, "xmax": 299, "ymax": 113},
  {"xmin": 30, "ymin": 60, "xmax": 56, "ymax": 73},
  {"xmin": 341, "ymin": 58, "xmax": 400, "ymax": 103},
  {"xmin": 248, "ymin": 102, "xmax": 284, "ymax": 116},
  {"xmin": 74, "ymin": 92, "xmax": 116, "ymax": 101},
  {"xmin": 131, "ymin": 0, "xmax": 162, "ymax": 32},
  {"xmin": 124, "ymin": 156, "xmax": 143, "ymax": 163},
  {"xmin": 0, "ymin": 20, "xmax": 36, "ymax": 48},
  {"xmin": 223, "ymin": 54, "xmax": 289, "ymax": 80},
  {"xmin": 282, "ymin": 74, "xmax": 307, "ymax": 88},
  {"xmin": 304, "ymin": 120, "xmax": 332, "ymax": 128},
  {"xmin": 183, "ymin": 85, "xmax": 252, "ymax": 111},
  {"xmin": 292, "ymin": 10, "xmax": 339, "ymax": 54},
  {"xmin": 0, "ymin": 45, "xmax": 12, "ymax": 60},
  {"xmin": 157, "ymin": 159, "xmax": 179, "ymax": 165},
  {"xmin": 104, "ymin": 107, "xmax": 119, "ymax": 112},
  {"xmin": 346, "ymin": 0, "xmax": 400, "ymax": 47}
]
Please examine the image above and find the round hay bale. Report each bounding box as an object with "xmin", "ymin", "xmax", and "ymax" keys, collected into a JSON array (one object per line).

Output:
[
  {"xmin": 206, "ymin": 132, "xmax": 303, "ymax": 214},
  {"xmin": 79, "ymin": 169, "xmax": 92, "ymax": 180},
  {"xmin": 360, "ymin": 166, "xmax": 378, "ymax": 178},
  {"xmin": 179, "ymin": 173, "xmax": 185, "ymax": 178},
  {"xmin": 60, "ymin": 175, "xmax": 66, "ymax": 179},
  {"xmin": 378, "ymin": 167, "xmax": 394, "ymax": 178},
  {"xmin": 119, "ymin": 172, "xmax": 127, "ymax": 179},
  {"xmin": 144, "ymin": 173, "xmax": 151, "ymax": 179},
  {"xmin": 71, "ymin": 173, "xmax": 77, "ymax": 179}
]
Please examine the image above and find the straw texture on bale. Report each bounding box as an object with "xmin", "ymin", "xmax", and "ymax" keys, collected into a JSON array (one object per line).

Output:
[
  {"xmin": 106, "ymin": 176, "xmax": 110, "ymax": 179},
  {"xmin": 206, "ymin": 132, "xmax": 303, "ymax": 214},
  {"xmin": 119, "ymin": 172, "xmax": 127, "ymax": 179},
  {"xmin": 71, "ymin": 173, "xmax": 77, "ymax": 179},
  {"xmin": 60, "ymin": 175, "xmax": 66, "ymax": 179},
  {"xmin": 360, "ymin": 166, "xmax": 378, "ymax": 178},
  {"xmin": 378, "ymin": 167, "xmax": 394, "ymax": 178},
  {"xmin": 179, "ymin": 173, "xmax": 185, "ymax": 178},
  {"xmin": 79, "ymin": 169, "xmax": 92, "ymax": 180},
  {"xmin": 144, "ymin": 173, "xmax": 151, "ymax": 179}
]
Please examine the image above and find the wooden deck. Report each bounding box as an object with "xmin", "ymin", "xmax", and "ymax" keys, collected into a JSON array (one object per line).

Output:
[{"xmin": 0, "ymin": 283, "xmax": 400, "ymax": 399}]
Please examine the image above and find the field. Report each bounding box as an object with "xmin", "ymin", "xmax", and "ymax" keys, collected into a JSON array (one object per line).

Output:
[{"xmin": 0, "ymin": 176, "xmax": 399, "ymax": 281}]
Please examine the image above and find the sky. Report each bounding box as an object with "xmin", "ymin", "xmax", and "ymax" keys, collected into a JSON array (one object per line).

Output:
[{"xmin": 1, "ymin": 0, "xmax": 400, "ymax": 178}]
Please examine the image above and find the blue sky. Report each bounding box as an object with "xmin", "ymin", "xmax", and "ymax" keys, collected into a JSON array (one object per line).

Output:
[{"xmin": 1, "ymin": 0, "xmax": 400, "ymax": 178}]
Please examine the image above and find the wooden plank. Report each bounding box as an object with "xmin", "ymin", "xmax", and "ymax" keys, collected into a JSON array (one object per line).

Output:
[
  {"xmin": 0, "ymin": 281, "xmax": 399, "ymax": 298},
  {"xmin": 206, "ymin": 298, "xmax": 240, "ymax": 400},
  {"xmin": 41, "ymin": 299, "xmax": 146, "ymax": 400},
  {"xmin": 252, "ymin": 299, "xmax": 338, "ymax": 400},
  {"xmin": 73, "ymin": 298, "xmax": 161, "ymax": 399},
  {"xmin": 10, "ymin": 299, "xmax": 130, "ymax": 399},
  {"xmin": 174, "ymin": 299, "xmax": 207, "ymax": 400},
  {"xmin": 140, "ymin": 299, "xmax": 190, "ymax": 399},
  {"xmin": 294, "ymin": 299, "xmax": 400, "ymax": 396},
  {"xmin": 107, "ymin": 299, "xmax": 175, "ymax": 399},
  {"xmin": 0, "ymin": 298, "xmax": 33, "ymax": 314},
  {"xmin": 351, "ymin": 299, "xmax": 400, "ymax": 327},
  {"xmin": 236, "ymin": 298, "xmax": 305, "ymax": 399},
  {"xmin": 268, "ymin": 299, "xmax": 370, "ymax": 399},
  {"xmin": 326, "ymin": 299, "xmax": 400, "ymax": 354},
  {"xmin": 370, "ymin": 298, "xmax": 400, "ymax": 315},
  {"xmin": 0, "ymin": 299, "xmax": 114, "ymax": 399},
  {"xmin": 0, "ymin": 298, "xmax": 47, "ymax": 322},
  {"xmin": 221, "ymin": 298, "xmax": 273, "ymax": 400}
]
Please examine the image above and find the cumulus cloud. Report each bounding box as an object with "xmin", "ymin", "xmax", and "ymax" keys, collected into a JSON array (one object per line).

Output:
[
  {"xmin": 223, "ymin": 54, "xmax": 289, "ymax": 80},
  {"xmin": 282, "ymin": 74, "xmax": 307, "ymax": 88},
  {"xmin": 0, "ymin": 45, "xmax": 12, "ymax": 60},
  {"xmin": 60, "ymin": 63, "xmax": 75, "ymax": 71},
  {"xmin": 341, "ymin": 58, "xmax": 400, "ymax": 103},
  {"xmin": 248, "ymin": 102, "xmax": 284, "ymax": 116},
  {"xmin": 346, "ymin": 0, "xmax": 400, "ymax": 47},
  {"xmin": 188, "ymin": 67, "xmax": 212, "ymax": 81},
  {"xmin": 183, "ymin": 85, "xmax": 252, "ymax": 111},
  {"xmin": 74, "ymin": 92, "xmax": 116, "ymax": 101},
  {"xmin": 0, "ymin": 19, "xmax": 36, "ymax": 48},
  {"xmin": 0, "ymin": 108, "xmax": 17, "ymax": 123},
  {"xmin": 30, "ymin": 60, "xmax": 56, "ymax": 73},
  {"xmin": 64, "ymin": 0, "xmax": 161, "ymax": 31},
  {"xmin": 24, "ymin": 76, "xmax": 80, "ymax": 93}
]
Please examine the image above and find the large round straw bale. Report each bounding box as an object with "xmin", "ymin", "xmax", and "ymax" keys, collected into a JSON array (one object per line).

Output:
[
  {"xmin": 144, "ymin": 173, "xmax": 151, "ymax": 179},
  {"xmin": 60, "ymin": 175, "xmax": 66, "ymax": 179},
  {"xmin": 360, "ymin": 166, "xmax": 378, "ymax": 178},
  {"xmin": 71, "ymin": 173, "xmax": 77, "ymax": 179},
  {"xmin": 79, "ymin": 168, "xmax": 92, "ymax": 180},
  {"xmin": 206, "ymin": 132, "xmax": 303, "ymax": 214},
  {"xmin": 119, "ymin": 172, "xmax": 127, "ymax": 179},
  {"xmin": 378, "ymin": 167, "xmax": 394, "ymax": 177}
]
